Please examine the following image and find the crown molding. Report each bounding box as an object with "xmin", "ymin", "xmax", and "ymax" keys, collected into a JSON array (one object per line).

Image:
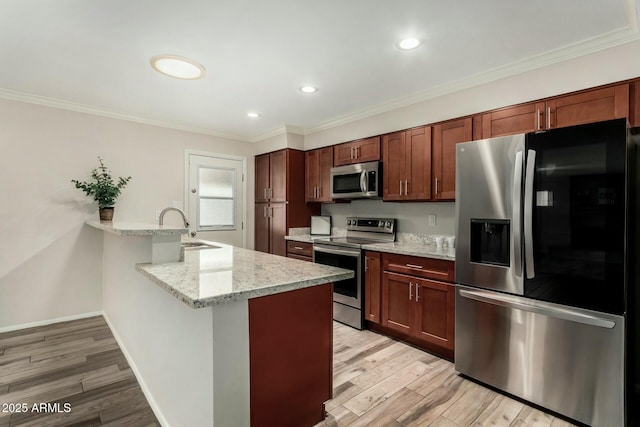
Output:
[
  {"xmin": 0, "ymin": 88, "xmax": 253, "ymax": 142},
  {"xmin": 303, "ymin": 25, "xmax": 640, "ymax": 136}
]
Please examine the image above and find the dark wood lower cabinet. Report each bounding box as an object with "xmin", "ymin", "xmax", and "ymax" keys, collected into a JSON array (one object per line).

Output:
[
  {"xmin": 368, "ymin": 252, "xmax": 455, "ymax": 360},
  {"xmin": 249, "ymin": 284, "xmax": 333, "ymax": 427}
]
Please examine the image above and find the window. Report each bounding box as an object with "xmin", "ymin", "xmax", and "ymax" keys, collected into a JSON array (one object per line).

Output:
[{"xmin": 197, "ymin": 166, "xmax": 236, "ymax": 230}]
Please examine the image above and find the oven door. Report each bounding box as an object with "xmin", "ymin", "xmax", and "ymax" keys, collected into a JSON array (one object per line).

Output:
[{"xmin": 313, "ymin": 244, "xmax": 361, "ymax": 308}]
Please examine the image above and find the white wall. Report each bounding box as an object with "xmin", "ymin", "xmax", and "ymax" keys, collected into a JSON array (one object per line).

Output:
[
  {"xmin": 304, "ymin": 39, "xmax": 640, "ymax": 149},
  {"xmin": 0, "ymin": 98, "xmax": 255, "ymax": 330}
]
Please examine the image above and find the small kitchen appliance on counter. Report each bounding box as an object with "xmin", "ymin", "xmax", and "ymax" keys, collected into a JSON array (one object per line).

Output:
[{"xmin": 313, "ymin": 217, "xmax": 396, "ymax": 329}]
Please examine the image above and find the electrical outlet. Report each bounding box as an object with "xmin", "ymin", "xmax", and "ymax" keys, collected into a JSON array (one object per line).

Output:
[{"xmin": 428, "ymin": 214, "xmax": 436, "ymax": 226}]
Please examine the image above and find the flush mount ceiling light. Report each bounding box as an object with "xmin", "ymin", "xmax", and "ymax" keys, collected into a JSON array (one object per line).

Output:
[
  {"xmin": 150, "ymin": 55, "xmax": 205, "ymax": 80},
  {"xmin": 247, "ymin": 112, "xmax": 260, "ymax": 118},
  {"xmin": 397, "ymin": 38, "xmax": 421, "ymax": 50},
  {"xmin": 299, "ymin": 86, "xmax": 318, "ymax": 94}
]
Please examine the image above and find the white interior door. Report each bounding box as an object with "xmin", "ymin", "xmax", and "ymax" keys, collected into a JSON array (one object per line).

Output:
[{"xmin": 187, "ymin": 153, "xmax": 246, "ymax": 247}]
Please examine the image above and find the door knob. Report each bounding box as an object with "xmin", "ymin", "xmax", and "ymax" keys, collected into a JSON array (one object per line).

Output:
[
  {"xmin": 191, "ymin": 188, "xmax": 197, "ymax": 193},
  {"xmin": 190, "ymin": 231, "xmax": 197, "ymax": 237}
]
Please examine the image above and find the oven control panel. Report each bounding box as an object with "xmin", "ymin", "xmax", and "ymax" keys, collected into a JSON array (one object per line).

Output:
[{"xmin": 346, "ymin": 217, "xmax": 396, "ymax": 234}]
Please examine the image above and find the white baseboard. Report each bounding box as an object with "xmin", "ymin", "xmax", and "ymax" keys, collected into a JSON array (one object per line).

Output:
[
  {"xmin": 102, "ymin": 311, "xmax": 170, "ymax": 427},
  {"xmin": 0, "ymin": 311, "xmax": 103, "ymax": 334}
]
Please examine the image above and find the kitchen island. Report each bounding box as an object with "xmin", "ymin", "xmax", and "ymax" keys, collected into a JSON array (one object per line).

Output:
[{"xmin": 88, "ymin": 221, "xmax": 353, "ymax": 427}]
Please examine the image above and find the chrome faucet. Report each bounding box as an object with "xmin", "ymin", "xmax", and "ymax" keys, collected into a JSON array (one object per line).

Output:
[{"xmin": 158, "ymin": 207, "xmax": 189, "ymax": 228}]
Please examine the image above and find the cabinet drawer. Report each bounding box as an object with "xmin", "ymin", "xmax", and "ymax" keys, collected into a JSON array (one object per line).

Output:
[
  {"xmin": 286, "ymin": 241, "xmax": 313, "ymax": 258},
  {"xmin": 383, "ymin": 253, "xmax": 454, "ymax": 282},
  {"xmin": 287, "ymin": 253, "xmax": 312, "ymax": 262}
]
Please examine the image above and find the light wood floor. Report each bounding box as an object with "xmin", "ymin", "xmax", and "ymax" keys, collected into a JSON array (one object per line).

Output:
[
  {"xmin": 0, "ymin": 316, "xmax": 159, "ymax": 427},
  {"xmin": 317, "ymin": 322, "xmax": 578, "ymax": 427}
]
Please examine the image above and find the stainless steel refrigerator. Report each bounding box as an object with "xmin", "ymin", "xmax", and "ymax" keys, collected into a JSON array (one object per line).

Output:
[{"xmin": 455, "ymin": 119, "xmax": 632, "ymax": 427}]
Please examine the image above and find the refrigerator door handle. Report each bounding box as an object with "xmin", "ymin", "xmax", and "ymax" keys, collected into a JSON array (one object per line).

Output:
[
  {"xmin": 459, "ymin": 289, "xmax": 616, "ymax": 329},
  {"xmin": 524, "ymin": 149, "xmax": 536, "ymax": 279},
  {"xmin": 512, "ymin": 151, "xmax": 523, "ymax": 277}
]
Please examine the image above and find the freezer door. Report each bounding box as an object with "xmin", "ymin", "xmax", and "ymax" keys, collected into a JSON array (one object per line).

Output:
[
  {"xmin": 455, "ymin": 285, "xmax": 624, "ymax": 427},
  {"xmin": 455, "ymin": 134, "xmax": 525, "ymax": 294}
]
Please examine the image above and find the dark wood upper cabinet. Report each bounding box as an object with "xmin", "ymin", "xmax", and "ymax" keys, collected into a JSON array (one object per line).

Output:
[
  {"xmin": 432, "ymin": 117, "xmax": 473, "ymax": 201},
  {"xmin": 632, "ymin": 80, "xmax": 640, "ymax": 127},
  {"xmin": 481, "ymin": 83, "xmax": 630, "ymax": 138},
  {"xmin": 333, "ymin": 136, "xmax": 381, "ymax": 166},
  {"xmin": 255, "ymin": 153, "xmax": 271, "ymax": 203},
  {"xmin": 548, "ymin": 84, "xmax": 629, "ymax": 129},
  {"xmin": 482, "ymin": 101, "xmax": 546, "ymax": 138},
  {"xmin": 305, "ymin": 146, "xmax": 333, "ymax": 202},
  {"xmin": 382, "ymin": 126, "xmax": 431, "ymax": 201}
]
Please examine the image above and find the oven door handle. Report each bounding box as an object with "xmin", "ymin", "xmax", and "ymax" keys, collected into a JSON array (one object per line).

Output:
[{"xmin": 313, "ymin": 246, "xmax": 360, "ymax": 257}]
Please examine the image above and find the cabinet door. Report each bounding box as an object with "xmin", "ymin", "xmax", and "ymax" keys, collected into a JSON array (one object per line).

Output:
[
  {"xmin": 364, "ymin": 252, "xmax": 382, "ymax": 324},
  {"xmin": 405, "ymin": 126, "xmax": 431, "ymax": 201},
  {"xmin": 413, "ymin": 278, "xmax": 455, "ymax": 351},
  {"xmin": 382, "ymin": 131, "xmax": 405, "ymax": 201},
  {"xmin": 548, "ymin": 84, "xmax": 629, "ymax": 129},
  {"xmin": 254, "ymin": 203, "xmax": 270, "ymax": 253},
  {"xmin": 381, "ymin": 272, "xmax": 413, "ymax": 334},
  {"xmin": 354, "ymin": 136, "xmax": 381, "ymax": 163},
  {"xmin": 269, "ymin": 150, "xmax": 287, "ymax": 202},
  {"xmin": 333, "ymin": 142, "xmax": 356, "ymax": 166},
  {"xmin": 305, "ymin": 149, "xmax": 320, "ymax": 202},
  {"xmin": 432, "ymin": 118, "xmax": 472, "ymax": 200},
  {"xmin": 632, "ymin": 80, "xmax": 640, "ymax": 127},
  {"xmin": 481, "ymin": 102, "xmax": 546, "ymax": 138},
  {"xmin": 317, "ymin": 146, "xmax": 333, "ymax": 202},
  {"xmin": 269, "ymin": 203, "xmax": 287, "ymax": 256},
  {"xmin": 255, "ymin": 154, "xmax": 271, "ymax": 203}
]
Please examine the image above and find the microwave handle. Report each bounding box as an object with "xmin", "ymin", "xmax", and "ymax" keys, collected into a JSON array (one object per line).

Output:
[{"xmin": 360, "ymin": 170, "xmax": 368, "ymax": 193}]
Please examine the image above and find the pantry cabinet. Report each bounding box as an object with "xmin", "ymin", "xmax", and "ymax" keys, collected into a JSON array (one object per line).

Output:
[
  {"xmin": 432, "ymin": 117, "xmax": 473, "ymax": 200},
  {"xmin": 481, "ymin": 83, "xmax": 630, "ymax": 138},
  {"xmin": 333, "ymin": 136, "xmax": 381, "ymax": 166},
  {"xmin": 382, "ymin": 126, "xmax": 432, "ymax": 201},
  {"xmin": 305, "ymin": 146, "xmax": 333, "ymax": 202},
  {"xmin": 255, "ymin": 149, "xmax": 319, "ymax": 256}
]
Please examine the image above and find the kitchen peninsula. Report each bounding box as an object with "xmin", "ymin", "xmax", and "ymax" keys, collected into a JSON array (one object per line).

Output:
[{"xmin": 87, "ymin": 221, "xmax": 353, "ymax": 427}]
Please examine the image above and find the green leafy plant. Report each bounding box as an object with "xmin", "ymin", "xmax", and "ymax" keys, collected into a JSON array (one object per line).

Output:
[{"xmin": 71, "ymin": 157, "xmax": 131, "ymax": 208}]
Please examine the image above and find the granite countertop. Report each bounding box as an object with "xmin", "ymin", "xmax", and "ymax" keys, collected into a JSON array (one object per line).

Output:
[
  {"xmin": 361, "ymin": 241, "xmax": 455, "ymax": 261},
  {"xmin": 136, "ymin": 242, "xmax": 354, "ymax": 308},
  {"xmin": 285, "ymin": 234, "xmax": 455, "ymax": 261},
  {"xmin": 87, "ymin": 220, "xmax": 188, "ymax": 236}
]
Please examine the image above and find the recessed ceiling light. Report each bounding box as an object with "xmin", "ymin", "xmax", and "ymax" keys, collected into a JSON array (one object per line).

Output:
[
  {"xmin": 300, "ymin": 86, "xmax": 318, "ymax": 94},
  {"xmin": 247, "ymin": 112, "xmax": 260, "ymax": 118},
  {"xmin": 150, "ymin": 55, "xmax": 205, "ymax": 80},
  {"xmin": 397, "ymin": 38, "xmax": 421, "ymax": 50}
]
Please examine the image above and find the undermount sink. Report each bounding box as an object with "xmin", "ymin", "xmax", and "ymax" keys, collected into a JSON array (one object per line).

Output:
[{"xmin": 181, "ymin": 242, "xmax": 221, "ymax": 250}]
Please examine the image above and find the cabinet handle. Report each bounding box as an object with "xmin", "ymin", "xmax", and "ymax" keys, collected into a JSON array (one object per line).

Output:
[
  {"xmin": 405, "ymin": 180, "xmax": 408, "ymax": 195},
  {"xmin": 264, "ymin": 188, "xmax": 267, "ymax": 199},
  {"xmin": 435, "ymin": 177, "xmax": 439, "ymax": 195},
  {"xmin": 365, "ymin": 256, "xmax": 368, "ymax": 272},
  {"xmin": 356, "ymin": 146, "xmax": 359, "ymax": 159},
  {"xmin": 537, "ymin": 108, "xmax": 541, "ymax": 131},
  {"xmin": 263, "ymin": 206, "xmax": 267, "ymax": 217},
  {"xmin": 547, "ymin": 107, "xmax": 553, "ymax": 128},
  {"xmin": 294, "ymin": 246, "xmax": 303, "ymax": 250},
  {"xmin": 350, "ymin": 147, "xmax": 354, "ymax": 160},
  {"xmin": 409, "ymin": 282, "xmax": 413, "ymax": 300},
  {"xmin": 399, "ymin": 180, "xmax": 403, "ymax": 195},
  {"xmin": 406, "ymin": 263, "xmax": 423, "ymax": 269},
  {"xmin": 416, "ymin": 285, "xmax": 420, "ymax": 302}
]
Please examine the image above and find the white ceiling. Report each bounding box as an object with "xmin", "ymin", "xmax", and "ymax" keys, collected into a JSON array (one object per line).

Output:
[{"xmin": 0, "ymin": 0, "xmax": 638, "ymax": 142}]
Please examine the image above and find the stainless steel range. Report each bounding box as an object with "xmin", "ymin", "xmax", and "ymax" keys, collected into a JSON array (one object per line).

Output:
[{"xmin": 313, "ymin": 217, "xmax": 396, "ymax": 329}]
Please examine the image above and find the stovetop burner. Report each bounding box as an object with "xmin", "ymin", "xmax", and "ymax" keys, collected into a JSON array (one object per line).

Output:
[{"xmin": 313, "ymin": 217, "xmax": 396, "ymax": 249}]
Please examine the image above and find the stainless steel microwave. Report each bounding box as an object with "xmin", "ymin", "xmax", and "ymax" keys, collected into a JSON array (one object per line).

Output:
[{"xmin": 330, "ymin": 161, "xmax": 382, "ymax": 199}]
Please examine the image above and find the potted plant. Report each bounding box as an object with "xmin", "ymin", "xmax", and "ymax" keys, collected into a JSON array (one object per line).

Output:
[{"xmin": 72, "ymin": 157, "xmax": 131, "ymax": 221}]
